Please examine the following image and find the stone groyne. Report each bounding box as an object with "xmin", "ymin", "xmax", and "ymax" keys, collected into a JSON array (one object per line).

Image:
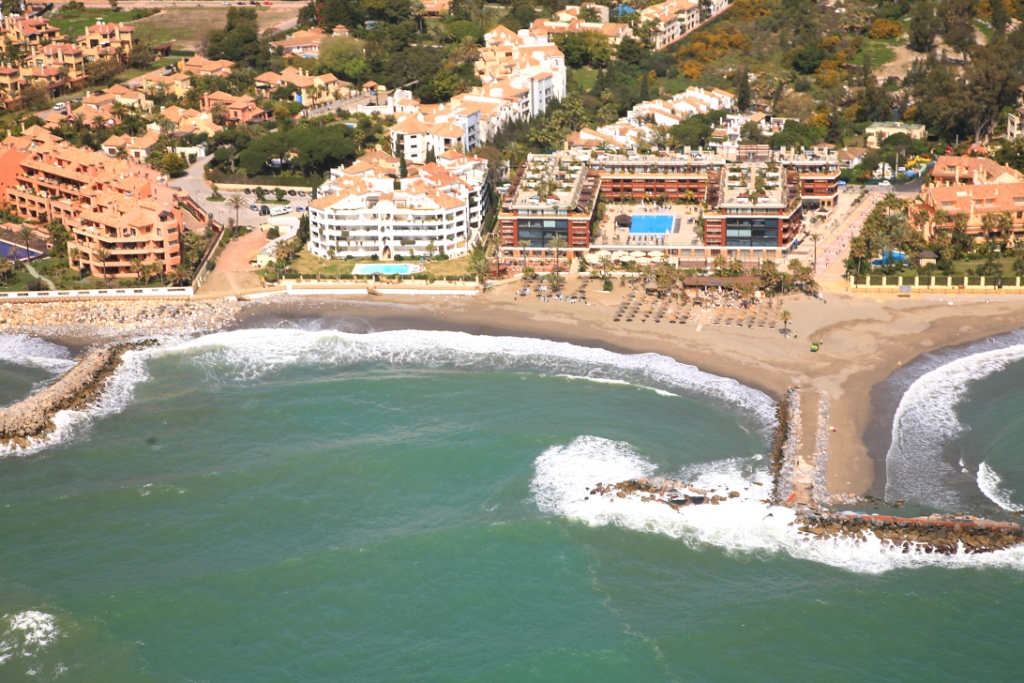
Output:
[
  {"xmin": 590, "ymin": 477, "xmax": 761, "ymax": 509},
  {"xmin": 770, "ymin": 388, "xmax": 799, "ymax": 505},
  {"xmin": 0, "ymin": 341, "xmax": 156, "ymax": 448},
  {"xmin": 797, "ymin": 510, "xmax": 1024, "ymax": 554}
]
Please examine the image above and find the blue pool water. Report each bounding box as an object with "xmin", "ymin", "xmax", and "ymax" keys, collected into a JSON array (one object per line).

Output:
[
  {"xmin": 353, "ymin": 263, "xmax": 423, "ymax": 275},
  {"xmin": 629, "ymin": 215, "xmax": 674, "ymax": 234},
  {"xmin": 0, "ymin": 240, "xmax": 43, "ymax": 261}
]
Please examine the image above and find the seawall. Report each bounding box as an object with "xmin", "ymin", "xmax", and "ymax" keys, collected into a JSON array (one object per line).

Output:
[{"xmin": 0, "ymin": 340, "xmax": 156, "ymax": 448}]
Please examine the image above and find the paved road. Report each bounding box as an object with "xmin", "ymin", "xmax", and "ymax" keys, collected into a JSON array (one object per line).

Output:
[{"xmin": 48, "ymin": 0, "xmax": 303, "ymax": 7}]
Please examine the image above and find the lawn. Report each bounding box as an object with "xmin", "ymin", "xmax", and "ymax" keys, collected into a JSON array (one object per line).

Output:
[
  {"xmin": 571, "ymin": 67, "xmax": 598, "ymax": 92},
  {"xmin": 859, "ymin": 38, "xmax": 900, "ymax": 67},
  {"xmin": 287, "ymin": 250, "xmax": 471, "ymax": 279},
  {"xmin": 119, "ymin": 56, "xmax": 178, "ymax": 84}
]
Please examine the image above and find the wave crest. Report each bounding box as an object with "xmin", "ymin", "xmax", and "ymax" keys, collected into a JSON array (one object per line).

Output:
[{"xmin": 886, "ymin": 343, "xmax": 1024, "ymax": 508}]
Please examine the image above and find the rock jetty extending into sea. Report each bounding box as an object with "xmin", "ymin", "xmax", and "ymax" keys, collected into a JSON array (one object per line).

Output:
[
  {"xmin": 589, "ymin": 477, "xmax": 759, "ymax": 509},
  {"xmin": 796, "ymin": 510, "xmax": 1024, "ymax": 554},
  {"xmin": 0, "ymin": 341, "xmax": 156, "ymax": 448}
]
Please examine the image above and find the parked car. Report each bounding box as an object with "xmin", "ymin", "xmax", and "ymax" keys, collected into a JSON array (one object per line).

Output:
[
  {"xmin": 249, "ymin": 204, "xmax": 259, "ymax": 212},
  {"xmin": 287, "ymin": 189, "xmax": 296, "ymax": 196},
  {"xmin": 263, "ymin": 1, "xmax": 272, "ymax": 4},
  {"xmin": 878, "ymin": 180, "xmax": 891, "ymax": 187},
  {"xmin": 243, "ymin": 188, "xmax": 251, "ymax": 194},
  {"xmin": 221, "ymin": 1, "xmax": 230, "ymax": 4},
  {"xmin": 298, "ymin": 191, "xmax": 306, "ymax": 197}
]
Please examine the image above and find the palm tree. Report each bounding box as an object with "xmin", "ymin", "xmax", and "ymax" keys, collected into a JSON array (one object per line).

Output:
[
  {"xmin": 430, "ymin": 22, "xmax": 453, "ymax": 45},
  {"xmin": 780, "ymin": 310, "xmax": 791, "ymax": 333},
  {"xmin": 547, "ymin": 234, "xmax": 567, "ymax": 272},
  {"xmin": 171, "ymin": 262, "xmax": 190, "ymax": 286},
  {"xmin": 449, "ymin": 36, "xmax": 480, "ymax": 65},
  {"xmin": 17, "ymin": 225, "xmax": 34, "ymax": 262},
  {"xmin": 93, "ymin": 248, "xmax": 111, "ymax": 284},
  {"xmin": 809, "ymin": 233, "xmax": 822, "ymax": 270},
  {"xmin": 517, "ymin": 238, "xmax": 530, "ymax": 266},
  {"xmin": 226, "ymin": 193, "xmax": 246, "ymax": 227},
  {"xmin": 0, "ymin": 256, "xmax": 12, "ymax": 285},
  {"xmin": 545, "ymin": 270, "xmax": 564, "ymax": 292}
]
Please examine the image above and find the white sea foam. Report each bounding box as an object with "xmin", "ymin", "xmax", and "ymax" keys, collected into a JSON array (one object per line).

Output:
[
  {"xmin": 0, "ymin": 611, "xmax": 59, "ymax": 664},
  {"xmin": 0, "ymin": 334, "xmax": 74, "ymax": 373},
  {"xmin": 977, "ymin": 462, "xmax": 1023, "ymax": 512},
  {"xmin": 161, "ymin": 328, "xmax": 772, "ymax": 427},
  {"xmin": 556, "ymin": 374, "xmax": 679, "ymax": 397},
  {"xmin": 532, "ymin": 436, "xmax": 1024, "ymax": 573},
  {"xmin": 886, "ymin": 343, "xmax": 1024, "ymax": 508},
  {"xmin": 2, "ymin": 328, "xmax": 773, "ymax": 457}
]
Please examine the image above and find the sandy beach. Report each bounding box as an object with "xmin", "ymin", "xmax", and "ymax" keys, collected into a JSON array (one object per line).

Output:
[{"xmin": 9, "ymin": 279, "xmax": 1024, "ymax": 497}]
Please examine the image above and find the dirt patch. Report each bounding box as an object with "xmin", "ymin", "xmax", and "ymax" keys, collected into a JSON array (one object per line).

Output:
[
  {"xmin": 875, "ymin": 43, "xmax": 922, "ymax": 82},
  {"xmin": 133, "ymin": 6, "xmax": 301, "ymax": 52},
  {"xmin": 219, "ymin": 230, "xmax": 271, "ymax": 272}
]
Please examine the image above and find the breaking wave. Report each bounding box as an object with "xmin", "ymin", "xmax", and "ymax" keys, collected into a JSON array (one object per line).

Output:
[
  {"xmin": 977, "ymin": 462, "xmax": 1023, "ymax": 512},
  {"xmin": 0, "ymin": 334, "xmax": 74, "ymax": 373},
  {"xmin": 1, "ymin": 328, "xmax": 775, "ymax": 457},
  {"xmin": 160, "ymin": 329, "xmax": 776, "ymax": 430},
  {"xmin": 532, "ymin": 436, "xmax": 1024, "ymax": 574},
  {"xmin": 885, "ymin": 343, "xmax": 1024, "ymax": 509}
]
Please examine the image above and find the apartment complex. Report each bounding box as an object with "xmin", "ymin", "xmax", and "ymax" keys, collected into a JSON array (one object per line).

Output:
[
  {"xmin": 307, "ymin": 149, "xmax": 490, "ymax": 260},
  {"xmin": 929, "ymin": 155, "xmax": 1024, "ymax": 186},
  {"xmin": 498, "ymin": 151, "xmax": 600, "ymax": 252},
  {"xmin": 387, "ymin": 25, "xmax": 567, "ymax": 162},
  {"xmin": 588, "ymin": 145, "xmax": 838, "ymax": 212},
  {"xmin": 255, "ymin": 67, "xmax": 352, "ymax": 107},
  {"xmin": 919, "ymin": 183, "xmax": 1024, "ymax": 241},
  {"xmin": 0, "ymin": 127, "xmax": 186, "ymax": 279},
  {"xmin": 702, "ymin": 164, "xmax": 803, "ymax": 249},
  {"xmin": 1006, "ymin": 86, "xmax": 1024, "ymax": 140},
  {"xmin": 0, "ymin": 15, "xmax": 136, "ymax": 105},
  {"xmin": 640, "ymin": 0, "xmax": 701, "ymax": 49}
]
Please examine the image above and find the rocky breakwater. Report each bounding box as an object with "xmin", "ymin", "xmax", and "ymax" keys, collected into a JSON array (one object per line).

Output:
[
  {"xmin": 0, "ymin": 340, "xmax": 157, "ymax": 448},
  {"xmin": 588, "ymin": 477, "xmax": 765, "ymax": 509},
  {"xmin": 796, "ymin": 510, "xmax": 1024, "ymax": 554},
  {"xmin": 0, "ymin": 300, "xmax": 240, "ymax": 339}
]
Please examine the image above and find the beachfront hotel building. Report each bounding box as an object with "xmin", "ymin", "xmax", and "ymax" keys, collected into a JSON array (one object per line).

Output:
[
  {"xmin": 589, "ymin": 146, "xmax": 840, "ymax": 214},
  {"xmin": 0, "ymin": 126, "xmax": 186, "ymax": 279},
  {"xmin": 307, "ymin": 150, "xmax": 490, "ymax": 260},
  {"xmin": 498, "ymin": 151, "xmax": 599, "ymax": 252},
  {"xmin": 701, "ymin": 163, "xmax": 802, "ymax": 249}
]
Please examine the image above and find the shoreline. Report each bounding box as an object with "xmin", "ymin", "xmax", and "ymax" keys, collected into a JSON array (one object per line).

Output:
[{"xmin": 9, "ymin": 282, "xmax": 1024, "ymax": 498}]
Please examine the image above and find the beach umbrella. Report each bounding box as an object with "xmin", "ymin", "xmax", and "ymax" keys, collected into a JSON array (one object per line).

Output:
[
  {"xmin": 647, "ymin": 250, "xmax": 665, "ymax": 259},
  {"xmin": 630, "ymin": 250, "xmax": 646, "ymax": 258},
  {"xmin": 595, "ymin": 249, "xmax": 612, "ymax": 258},
  {"xmin": 618, "ymin": 253, "xmax": 635, "ymax": 261},
  {"xmin": 634, "ymin": 257, "xmax": 653, "ymax": 266}
]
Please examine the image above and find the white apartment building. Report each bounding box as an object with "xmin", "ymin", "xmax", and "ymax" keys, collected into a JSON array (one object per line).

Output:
[{"xmin": 308, "ymin": 150, "xmax": 490, "ymax": 260}]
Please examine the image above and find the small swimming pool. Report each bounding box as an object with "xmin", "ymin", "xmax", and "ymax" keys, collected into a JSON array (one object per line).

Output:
[
  {"xmin": 0, "ymin": 240, "xmax": 43, "ymax": 261},
  {"xmin": 629, "ymin": 215, "xmax": 675, "ymax": 234},
  {"xmin": 352, "ymin": 263, "xmax": 424, "ymax": 275}
]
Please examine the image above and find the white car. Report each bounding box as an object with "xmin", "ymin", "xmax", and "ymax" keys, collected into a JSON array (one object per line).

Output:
[{"xmin": 878, "ymin": 180, "xmax": 891, "ymax": 187}]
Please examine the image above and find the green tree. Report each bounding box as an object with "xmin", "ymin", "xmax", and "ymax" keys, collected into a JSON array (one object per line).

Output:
[
  {"xmin": 162, "ymin": 153, "xmax": 187, "ymax": 177},
  {"xmin": 318, "ymin": 37, "xmax": 367, "ymax": 82},
  {"xmin": 546, "ymin": 234, "xmax": 567, "ymax": 272},
  {"xmin": 274, "ymin": 187, "xmax": 287, "ymax": 202},
  {"xmin": 226, "ymin": 193, "xmax": 246, "ymax": 226},
  {"xmin": 467, "ymin": 246, "xmax": 490, "ymax": 280},
  {"xmin": 908, "ymin": 1, "xmax": 938, "ymax": 52},
  {"xmin": 45, "ymin": 219, "xmax": 69, "ymax": 259},
  {"xmin": 735, "ymin": 68, "xmax": 751, "ymax": 111}
]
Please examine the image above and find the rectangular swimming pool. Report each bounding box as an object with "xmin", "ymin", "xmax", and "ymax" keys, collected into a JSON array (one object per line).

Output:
[
  {"xmin": 0, "ymin": 240, "xmax": 43, "ymax": 261},
  {"xmin": 629, "ymin": 215, "xmax": 674, "ymax": 234},
  {"xmin": 352, "ymin": 263, "xmax": 424, "ymax": 275}
]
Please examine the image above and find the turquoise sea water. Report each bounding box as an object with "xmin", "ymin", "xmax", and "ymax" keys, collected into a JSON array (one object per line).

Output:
[{"xmin": 2, "ymin": 329, "xmax": 1024, "ymax": 682}]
